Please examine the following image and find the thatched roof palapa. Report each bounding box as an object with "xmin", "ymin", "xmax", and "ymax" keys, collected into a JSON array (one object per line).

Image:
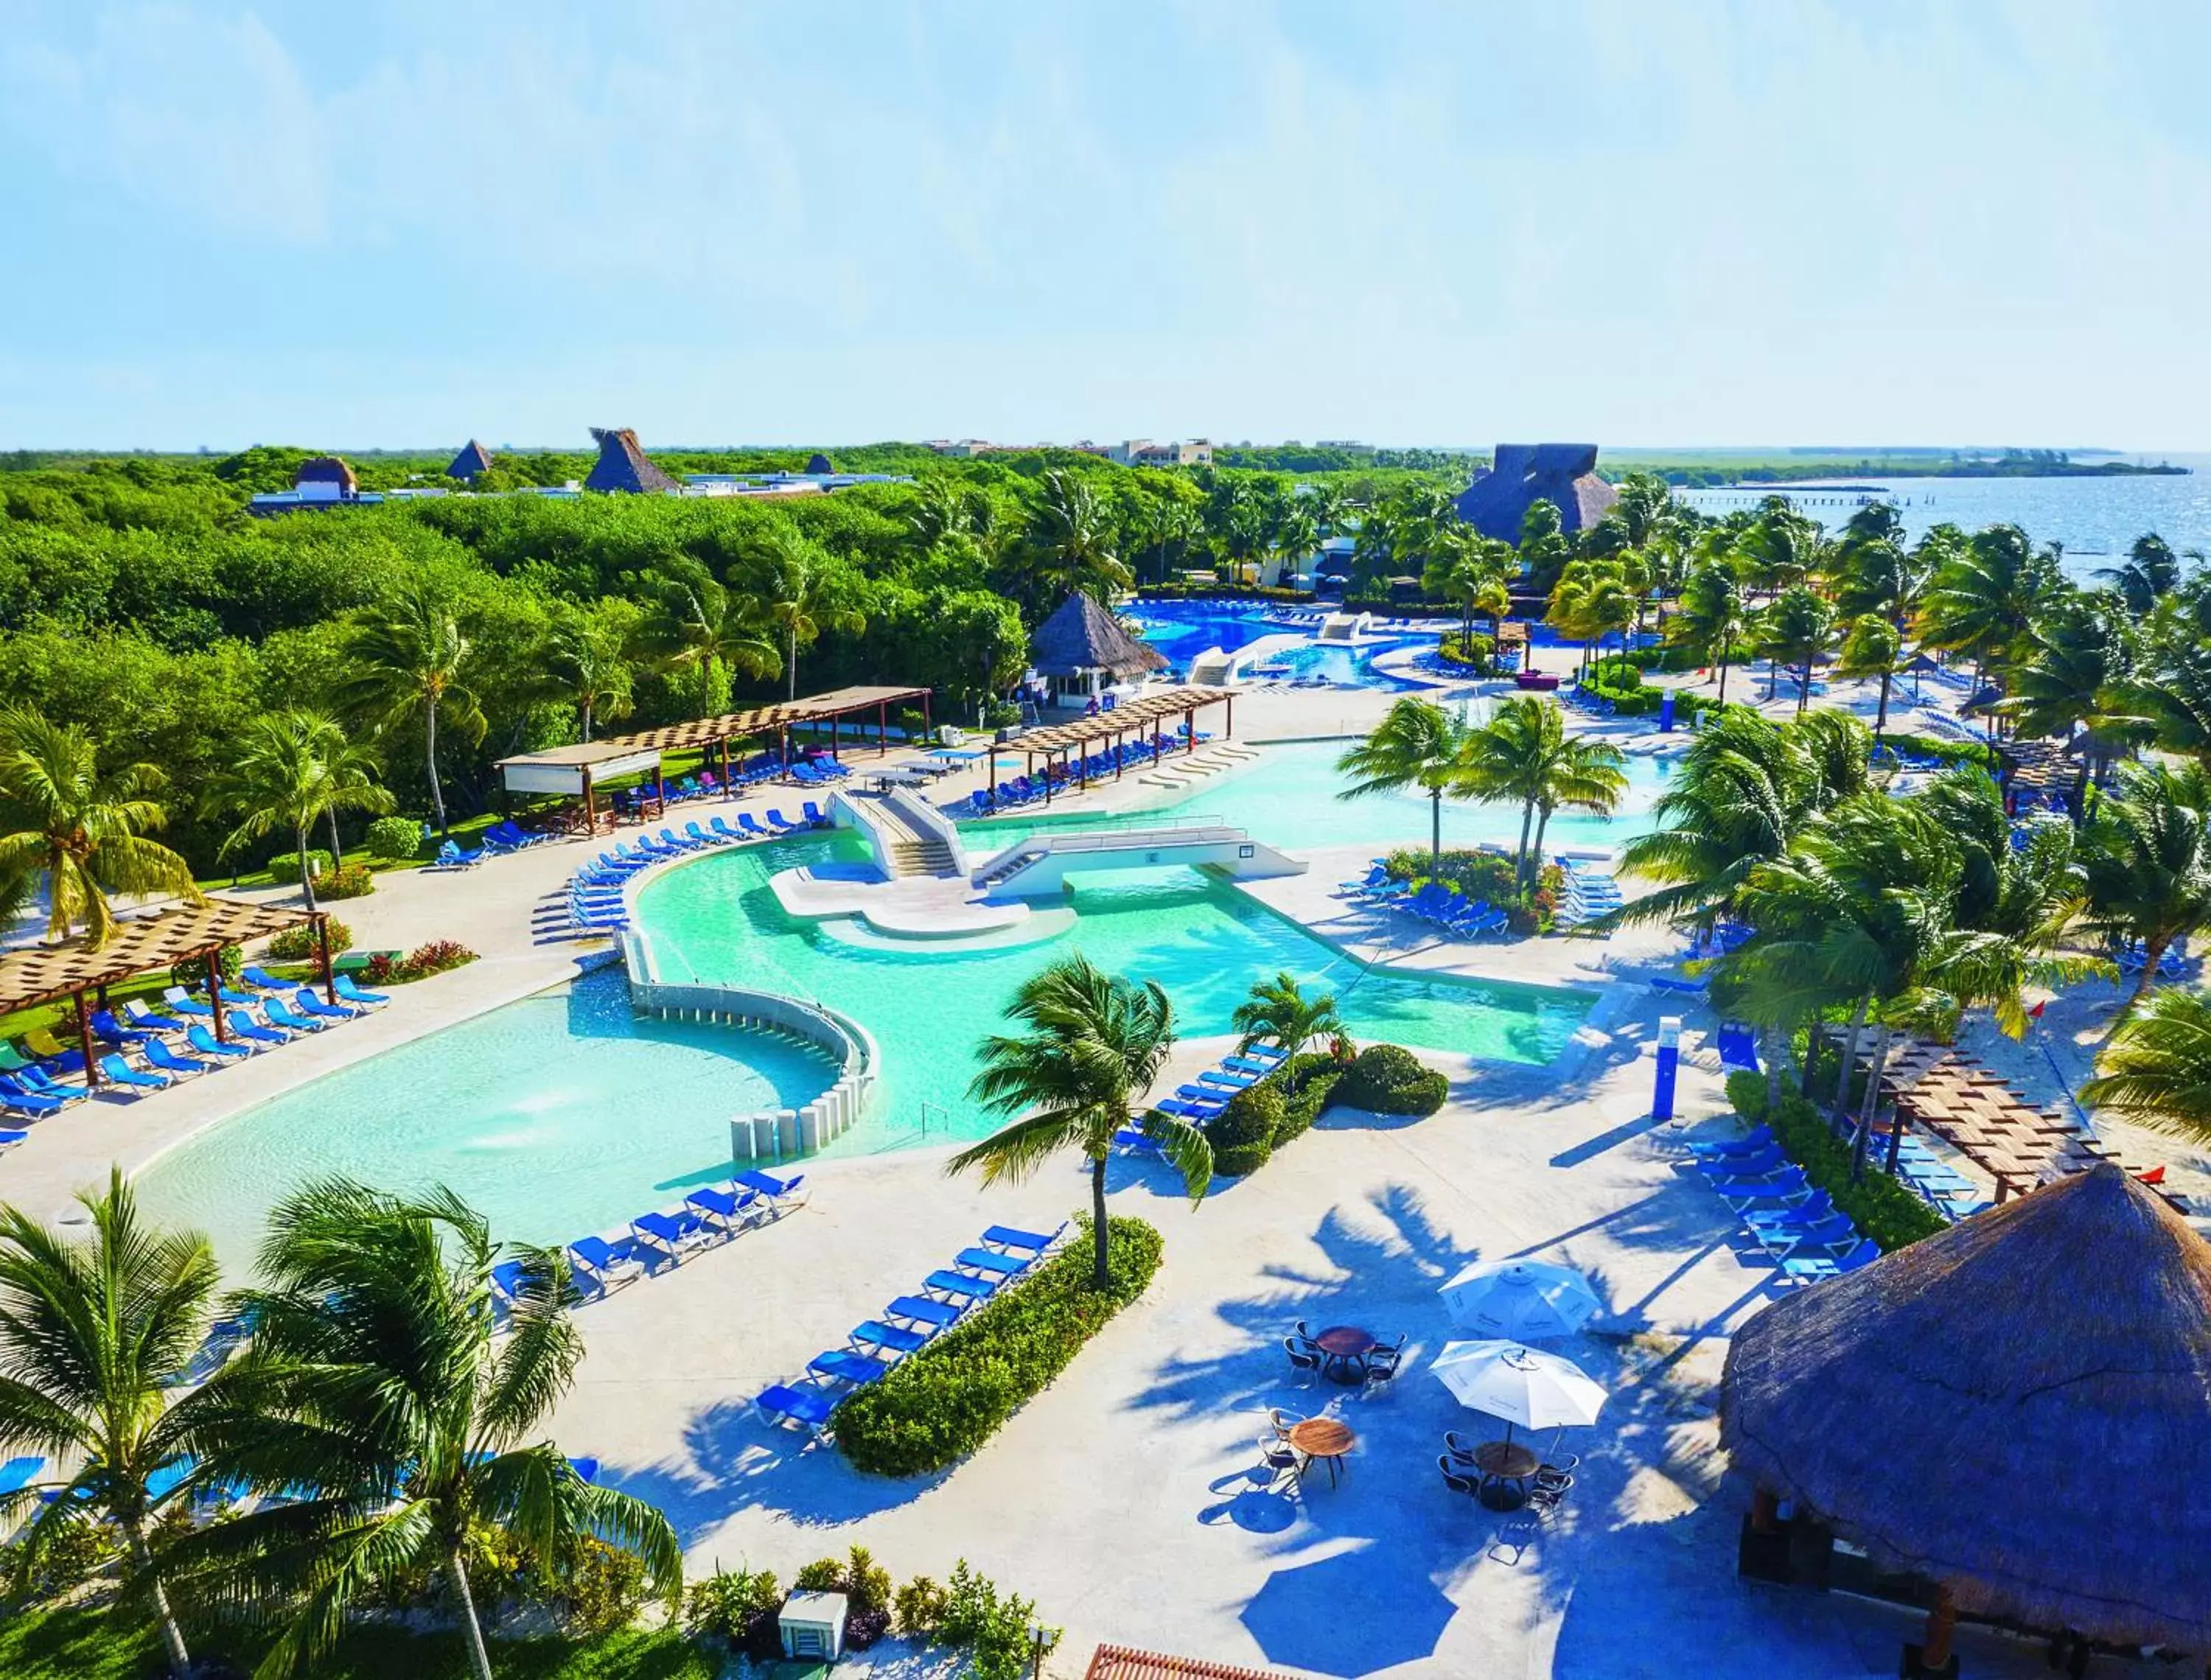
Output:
[
  {"xmin": 584, "ymin": 427, "xmax": 679, "ymax": 494},
  {"xmin": 447, "ymin": 439, "xmax": 495, "ymax": 481},
  {"xmin": 804, "ymin": 452, "xmax": 834, "ymax": 475},
  {"xmin": 1720, "ymin": 1165, "xmax": 2211, "ymax": 1650},
  {"xmin": 1454, "ymin": 444, "xmax": 1618, "ymax": 542},
  {"xmin": 293, "ymin": 455, "xmax": 357, "ymax": 494},
  {"xmin": 1031, "ymin": 594, "xmax": 1167, "ymax": 680}
]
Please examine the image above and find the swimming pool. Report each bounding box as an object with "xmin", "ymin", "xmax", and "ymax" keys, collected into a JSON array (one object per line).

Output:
[
  {"xmin": 633, "ymin": 831, "xmax": 1594, "ymax": 1147},
  {"xmin": 133, "ymin": 969, "xmax": 840, "ymax": 1262},
  {"xmin": 1125, "ymin": 601, "xmax": 1431, "ymax": 689}
]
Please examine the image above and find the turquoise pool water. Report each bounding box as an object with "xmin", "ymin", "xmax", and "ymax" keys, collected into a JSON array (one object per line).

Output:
[
  {"xmin": 970, "ymin": 738, "xmax": 1680, "ymax": 855},
  {"xmin": 133, "ymin": 970, "xmax": 839, "ymax": 1261},
  {"xmin": 634, "ymin": 833, "xmax": 1594, "ymax": 1146}
]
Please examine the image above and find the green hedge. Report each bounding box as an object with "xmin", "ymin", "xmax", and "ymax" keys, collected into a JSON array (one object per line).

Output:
[
  {"xmin": 1723, "ymin": 1071, "xmax": 1947, "ymax": 1251},
  {"xmin": 1879, "ymin": 730, "xmax": 1999, "ymax": 771},
  {"xmin": 265, "ymin": 847, "xmax": 334, "ymax": 886},
  {"xmin": 1436, "ymin": 631, "xmax": 1498, "ymax": 674},
  {"xmin": 1137, "ymin": 584, "xmax": 1316, "ymax": 603},
  {"xmin": 834, "ymin": 1217, "xmax": 1162, "ymax": 1476},
  {"xmin": 1331, "ymin": 1044, "xmax": 1449, "ymax": 1116},
  {"xmin": 366, "ymin": 816, "xmax": 426, "ymax": 860},
  {"xmin": 1197, "ymin": 1052, "xmax": 1346, "ymax": 1176}
]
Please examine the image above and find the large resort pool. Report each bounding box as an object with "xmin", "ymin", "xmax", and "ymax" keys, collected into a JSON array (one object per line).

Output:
[{"xmin": 131, "ymin": 735, "xmax": 1636, "ymax": 1258}]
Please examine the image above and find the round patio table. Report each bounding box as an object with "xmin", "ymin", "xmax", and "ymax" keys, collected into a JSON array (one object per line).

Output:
[
  {"xmin": 1285, "ymin": 1418, "xmax": 1357, "ymax": 1488},
  {"xmin": 1472, "ymin": 1440, "xmax": 1539, "ymax": 1511},
  {"xmin": 1311, "ymin": 1326, "xmax": 1377, "ymax": 1385}
]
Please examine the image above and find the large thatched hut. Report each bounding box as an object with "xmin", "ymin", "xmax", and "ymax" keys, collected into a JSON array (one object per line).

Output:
[
  {"xmin": 1453, "ymin": 444, "xmax": 1618, "ymax": 542},
  {"xmin": 584, "ymin": 427, "xmax": 678, "ymax": 494},
  {"xmin": 1721, "ymin": 1166, "xmax": 2211, "ymax": 1667},
  {"xmin": 1030, "ymin": 592, "xmax": 1166, "ymax": 706},
  {"xmin": 447, "ymin": 438, "xmax": 494, "ymax": 482}
]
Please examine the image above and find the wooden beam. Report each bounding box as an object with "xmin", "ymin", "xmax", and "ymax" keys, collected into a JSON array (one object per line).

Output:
[
  {"xmin": 207, "ymin": 951, "xmax": 226, "ymax": 1043},
  {"xmin": 74, "ymin": 989, "xmax": 99, "ymax": 1089},
  {"xmin": 315, "ymin": 912, "xmax": 336, "ymax": 1006}
]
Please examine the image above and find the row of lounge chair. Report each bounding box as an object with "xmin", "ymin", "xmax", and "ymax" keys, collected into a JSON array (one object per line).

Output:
[
  {"xmin": 1133, "ymin": 1043, "xmax": 1288, "ymax": 1131},
  {"xmin": 547, "ymin": 1167, "xmax": 811, "ymax": 1302},
  {"xmin": 1552, "ymin": 861, "xmax": 1622, "ymax": 930},
  {"xmin": 755, "ymin": 1220, "xmax": 1071, "ymax": 1438},
  {"xmin": 1686, "ymin": 1130, "xmax": 1882, "ymax": 1284},
  {"xmin": 1336, "ymin": 864, "xmax": 1509, "ymax": 938},
  {"xmin": 563, "ymin": 809, "xmax": 834, "ymax": 931},
  {"xmin": 0, "ymin": 971, "xmax": 391, "ymax": 1120},
  {"xmin": 941, "ymin": 736, "xmax": 1201, "ymax": 818}
]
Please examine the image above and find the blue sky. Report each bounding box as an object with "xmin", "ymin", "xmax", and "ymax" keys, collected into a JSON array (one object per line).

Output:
[{"xmin": 4, "ymin": 1, "xmax": 2208, "ymax": 451}]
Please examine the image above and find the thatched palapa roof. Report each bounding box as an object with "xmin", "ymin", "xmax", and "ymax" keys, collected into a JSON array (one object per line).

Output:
[
  {"xmin": 1031, "ymin": 594, "xmax": 1167, "ymax": 680},
  {"xmin": 584, "ymin": 427, "xmax": 679, "ymax": 494},
  {"xmin": 804, "ymin": 452, "xmax": 834, "ymax": 475},
  {"xmin": 293, "ymin": 455, "xmax": 357, "ymax": 493},
  {"xmin": 1454, "ymin": 444, "xmax": 1618, "ymax": 542},
  {"xmin": 1720, "ymin": 1166, "xmax": 2211, "ymax": 1649},
  {"xmin": 447, "ymin": 439, "xmax": 494, "ymax": 481}
]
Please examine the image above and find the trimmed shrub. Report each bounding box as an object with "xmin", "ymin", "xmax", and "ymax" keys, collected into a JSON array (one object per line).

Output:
[
  {"xmin": 682, "ymin": 1564, "xmax": 782, "ymax": 1658},
  {"xmin": 315, "ymin": 861, "xmax": 375, "ymax": 900},
  {"xmin": 1138, "ymin": 583, "xmax": 1315, "ymax": 604},
  {"xmin": 266, "ymin": 847, "xmax": 333, "ymax": 886},
  {"xmin": 834, "ymin": 1217, "xmax": 1162, "ymax": 1476},
  {"xmin": 266, "ymin": 920, "xmax": 349, "ymax": 960},
  {"xmin": 1273, "ymin": 1053, "xmax": 1344, "ymax": 1144},
  {"xmin": 170, "ymin": 944, "xmax": 242, "ymax": 992},
  {"xmin": 1436, "ymin": 631, "xmax": 1498, "ymax": 673},
  {"xmin": 938, "ymin": 1558, "xmax": 1055, "ymax": 1680},
  {"xmin": 1205, "ymin": 1081, "xmax": 1285, "ymax": 1177},
  {"xmin": 365, "ymin": 816, "xmax": 425, "ymax": 861},
  {"xmin": 393, "ymin": 938, "xmax": 476, "ymax": 980},
  {"xmin": 1332, "ymin": 1044, "xmax": 1448, "ymax": 1116},
  {"xmin": 1725, "ymin": 1071, "xmax": 1947, "ymax": 1251}
]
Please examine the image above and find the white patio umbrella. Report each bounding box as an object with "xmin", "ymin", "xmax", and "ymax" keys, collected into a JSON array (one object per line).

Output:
[
  {"xmin": 1439, "ymin": 1259, "xmax": 1601, "ymax": 1341},
  {"xmin": 1430, "ymin": 1340, "xmax": 1607, "ymax": 1443}
]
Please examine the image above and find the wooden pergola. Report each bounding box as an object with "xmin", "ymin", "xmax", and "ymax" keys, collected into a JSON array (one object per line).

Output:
[
  {"xmin": 999, "ymin": 687, "xmax": 1231, "ymax": 805},
  {"xmin": 597, "ymin": 685, "xmax": 934, "ymax": 788},
  {"xmin": 0, "ymin": 898, "xmax": 326, "ymax": 1090}
]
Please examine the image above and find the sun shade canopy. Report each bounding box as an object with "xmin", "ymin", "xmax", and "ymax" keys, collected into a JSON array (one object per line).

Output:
[{"xmin": 0, "ymin": 897, "xmax": 317, "ymax": 1014}]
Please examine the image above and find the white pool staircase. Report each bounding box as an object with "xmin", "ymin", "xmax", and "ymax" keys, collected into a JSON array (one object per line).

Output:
[{"xmin": 969, "ymin": 824, "xmax": 1307, "ymax": 897}]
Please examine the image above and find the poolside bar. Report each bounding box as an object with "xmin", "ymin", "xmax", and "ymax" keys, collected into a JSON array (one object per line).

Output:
[
  {"xmin": 495, "ymin": 741, "xmax": 666, "ymax": 833},
  {"xmin": 0, "ymin": 898, "xmax": 325, "ymax": 1089}
]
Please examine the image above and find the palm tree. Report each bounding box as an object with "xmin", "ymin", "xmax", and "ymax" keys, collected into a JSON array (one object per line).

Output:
[
  {"xmin": 1268, "ymin": 500, "xmax": 1321, "ymax": 590},
  {"xmin": 1545, "ymin": 559, "xmax": 1635, "ymax": 679},
  {"xmin": 544, "ymin": 601, "xmax": 639, "ymax": 743},
  {"xmin": 2095, "ymin": 533, "xmax": 2185, "ymax": 620},
  {"xmin": 949, "ymin": 956, "xmax": 1209, "ymax": 1289},
  {"xmin": 211, "ymin": 711, "xmax": 394, "ymax": 913},
  {"xmin": 1833, "ymin": 614, "xmax": 1906, "ymax": 744},
  {"xmin": 1229, "ymin": 973, "xmax": 1341, "ymax": 1093},
  {"xmin": 635, "ymin": 556, "xmax": 780, "ymax": 718},
  {"xmin": 2080, "ymin": 762, "xmax": 2211, "ymax": 1016},
  {"xmin": 1670, "ymin": 562, "xmax": 1751, "ymax": 702},
  {"xmin": 1212, "ymin": 495, "xmax": 1271, "ymax": 588},
  {"xmin": 0, "ymin": 1172, "xmax": 218, "ymax": 1676},
  {"xmin": 341, "ymin": 587, "xmax": 487, "ymax": 838},
  {"xmin": 1423, "ymin": 529, "xmax": 1515, "ymax": 647},
  {"xmin": 1915, "ymin": 522, "xmax": 2063, "ymax": 699},
  {"xmin": 1735, "ymin": 501, "xmax": 1826, "ymax": 596},
  {"xmin": 175, "ymin": 1180, "xmax": 680, "ymax": 1680},
  {"xmin": 2081, "ymin": 988, "xmax": 2211, "ymax": 1144},
  {"xmin": 1023, "ymin": 470, "xmax": 1131, "ymax": 607},
  {"xmin": 0, "ymin": 707, "xmax": 201, "ymax": 946},
  {"xmin": 2004, "ymin": 591, "xmax": 2137, "ymax": 771},
  {"xmin": 1758, "ymin": 587, "xmax": 1835, "ymax": 714},
  {"xmin": 750, "ymin": 531, "xmax": 865, "ymax": 701},
  {"xmin": 1459, "ymin": 696, "xmax": 1627, "ymax": 886},
  {"xmin": 1335, "ymin": 699, "xmax": 1473, "ymax": 865}
]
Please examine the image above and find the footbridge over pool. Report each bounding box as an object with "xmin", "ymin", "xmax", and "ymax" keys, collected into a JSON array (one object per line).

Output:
[{"xmin": 970, "ymin": 823, "xmax": 1309, "ymax": 898}]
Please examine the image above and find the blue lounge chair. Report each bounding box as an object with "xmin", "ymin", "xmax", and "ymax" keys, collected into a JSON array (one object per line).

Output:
[
  {"xmin": 123, "ymin": 1000, "xmax": 189, "ymax": 1035},
  {"xmin": 1781, "ymin": 1237, "xmax": 1882, "ymax": 1284},
  {"xmin": 223, "ymin": 1011, "xmax": 289, "ymax": 1046},
  {"xmin": 807, "ymin": 1349, "xmax": 887, "ymax": 1387},
  {"xmin": 682, "ymin": 822, "xmax": 723, "ymax": 849},
  {"xmin": 262, "ymin": 998, "xmax": 329, "ymax": 1035},
  {"xmin": 1152, "ymin": 1098, "xmax": 1220, "ymax": 1123},
  {"xmin": 766, "ymin": 808, "xmax": 806, "ymax": 834},
  {"xmin": 242, "ymin": 967, "xmax": 296, "ymax": 994},
  {"xmin": 1114, "ymin": 1126, "xmax": 1167, "ymax": 1155},
  {"xmin": 756, "ymin": 1382, "xmax": 838, "ymax": 1435},
  {"xmin": 848, "ymin": 1319, "xmax": 928, "ymax": 1357},
  {"xmin": 490, "ymin": 1260, "xmax": 528, "ymax": 1306},
  {"xmin": 162, "ymin": 986, "xmax": 216, "ymax": 1019},
  {"xmin": 433, "ymin": 840, "xmax": 484, "ymax": 869},
  {"xmin": 291, "ymin": 988, "xmax": 359, "ymax": 1022},
  {"xmin": 708, "ymin": 816, "xmax": 747, "ymax": 842},
  {"xmin": 15, "ymin": 1066, "xmax": 86, "ymax": 1102},
  {"xmin": 1719, "ymin": 1169, "xmax": 1812, "ymax": 1210},
  {"xmin": 0, "ymin": 1129, "xmax": 29, "ymax": 1149},
  {"xmin": 802, "ymin": 801, "xmax": 831, "ymax": 827},
  {"xmin": 1195, "ymin": 1069, "xmax": 1260, "ymax": 1090},
  {"xmin": 97, "ymin": 1054, "xmax": 170, "ymax": 1093},
  {"xmin": 926, "ymin": 1269, "xmax": 998, "ymax": 1303},
  {"xmin": 0, "ymin": 1457, "xmax": 45, "ymax": 1497},
  {"xmin": 568, "ymin": 1234, "xmax": 646, "ymax": 1293},
  {"xmin": 982, "ymin": 1222, "xmax": 1066, "ymax": 1254},
  {"xmin": 631, "ymin": 1209, "xmax": 713, "ymax": 1262},
  {"xmin": 738, "ymin": 813, "xmax": 775, "ymax": 840},
  {"xmin": 1716, "ymin": 1023, "xmax": 1761, "ymax": 1074},
  {"xmin": 1767, "ymin": 1214, "xmax": 1861, "ymax": 1261},
  {"xmin": 1688, "ymin": 1125, "xmax": 1775, "ymax": 1162},
  {"xmin": 186, "ymin": 1024, "xmax": 254, "ymax": 1062},
  {"xmin": 886, "ymin": 1294, "xmax": 963, "ymax": 1331},
  {"xmin": 956, "ymin": 1247, "xmax": 1030, "ymax": 1279},
  {"xmin": 567, "ymin": 1457, "xmax": 600, "ymax": 1483},
  {"xmin": 685, "ymin": 1185, "xmax": 761, "ymax": 1233},
  {"xmin": 89, "ymin": 1009, "xmax": 155, "ymax": 1046},
  {"xmin": 0, "ymin": 1079, "xmax": 63, "ymax": 1117},
  {"xmin": 733, "ymin": 1168, "xmax": 806, "ymax": 1210}
]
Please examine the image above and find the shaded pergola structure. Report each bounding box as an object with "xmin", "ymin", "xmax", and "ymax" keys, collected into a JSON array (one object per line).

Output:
[
  {"xmin": 1083, "ymin": 1646, "xmax": 1294, "ymax": 1680},
  {"xmin": 0, "ymin": 898, "xmax": 326, "ymax": 1091},
  {"xmin": 497, "ymin": 685, "xmax": 933, "ymax": 829},
  {"xmin": 998, "ymin": 686, "xmax": 1232, "ymax": 805},
  {"xmin": 1722, "ymin": 1166, "xmax": 2211, "ymax": 1673}
]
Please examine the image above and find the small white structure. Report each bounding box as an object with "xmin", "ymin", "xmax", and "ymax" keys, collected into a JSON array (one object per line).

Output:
[{"xmin": 779, "ymin": 1589, "xmax": 849, "ymax": 1662}]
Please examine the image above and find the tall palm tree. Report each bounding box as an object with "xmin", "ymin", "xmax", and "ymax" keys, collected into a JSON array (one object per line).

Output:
[
  {"xmin": 750, "ymin": 531, "xmax": 865, "ymax": 701},
  {"xmin": 0, "ymin": 1172, "xmax": 218, "ymax": 1677},
  {"xmin": 1229, "ymin": 973, "xmax": 1341, "ymax": 1093},
  {"xmin": 544, "ymin": 601, "xmax": 639, "ymax": 743},
  {"xmin": 1459, "ymin": 696, "xmax": 1627, "ymax": 886},
  {"xmin": 1212, "ymin": 495, "xmax": 1271, "ymax": 588},
  {"xmin": 1833, "ymin": 613, "xmax": 1906, "ymax": 743},
  {"xmin": 341, "ymin": 587, "xmax": 487, "ymax": 838},
  {"xmin": 0, "ymin": 707, "xmax": 201, "ymax": 946},
  {"xmin": 1735, "ymin": 502, "xmax": 1826, "ymax": 596},
  {"xmin": 1423, "ymin": 528, "xmax": 1515, "ymax": 647},
  {"xmin": 1268, "ymin": 500, "xmax": 1321, "ymax": 590},
  {"xmin": 2080, "ymin": 761, "xmax": 2211, "ymax": 1017},
  {"xmin": 1545, "ymin": 559, "xmax": 1635, "ymax": 678},
  {"xmin": 1915, "ymin": 522, "xmax": 2063, "ymax": 699},
  {"xmin": 174, "ymin": 1181, "xmax": 680, "ymax": 1680},
  {"xmin": 2003, "ymin": 591, "xmax": 2137, "ymax": 770},
  {"xmin": 949, "ymin": 955, "xmax": 1209, "ymax": 1289},
  {"xmin": 1669, "ymin": 562, "xmax": 1751, "ymax": 702},
  {"xmin": 2095, "ymin": 533, "xmax": 2185, "ymax": 620},
  {"xmin": 635, "ymin": 556, "xmax": 780, "ymax": 718},
  {"xmin": 2081, "ymin": 987, "xmax": 2211, "ymax": 1145},
  {"xmin": 1023, "ymin": 470, "xmax": 1131, "ymax": 608},
  {"xmin": 1335, "ymin": 698, "xmax": 1473, "ymax": 865},
  {"xmin": 1758, "ymin": 587, "xmax": 1835, "ymax": 713},
  {"xmin": 211, "ymin": 711, "xmax": 394, "ymax": 912}
]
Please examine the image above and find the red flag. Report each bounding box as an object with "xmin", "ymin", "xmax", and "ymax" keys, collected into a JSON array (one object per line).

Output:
[{"xmin": 2027, "ymin": 1000, "xmax": 2047, "ymax": 1021}]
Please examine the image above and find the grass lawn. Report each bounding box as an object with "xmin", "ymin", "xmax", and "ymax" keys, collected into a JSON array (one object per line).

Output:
[{"xmin": 0, "ymin": 1607, "xmax": 719, "ymax": 1679}]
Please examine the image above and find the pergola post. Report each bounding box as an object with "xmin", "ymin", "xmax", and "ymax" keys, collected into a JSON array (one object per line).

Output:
[
  {"xmin": 581, "ymin": 766, "xmax": 596, "ymax": 836},
  {"xmin": 315, "ymin": 912, "xmax": 336, "ymax": 1006},
  {"xmin": 654, "ymin": 763, "xmax": 667, "ymax": 817},
  {"xmin": 1115, "ymin": 727, "xmax": 1125, "ymax": 779},
  {"xmin": 1044, "ymin": 749, "xmax": 1053, "ymax": 805},
  {"xmin": 988, "ymin": 749, "xmax": 999, "ymax": 805},
  {"xmin": 921, "ymin": 690, "xmax": 933, "ymax": 741},
  {"xmin": 206, "ymin": 951, "xmax": 227, "ymax": 1043},
  {"xmin": 1226, "ymin": 694, "xmax": 1234, "ymax": 739},
  {"xmin": 73, "ymin": 989, "xmax": 99, "ymax": 1089},
  {"xmin": 1749, "ymin": 1488, "xmax": 1780, "ymax": 1534},
  {"xmin": 878, "ymin": 701, "xmax": 887, "ymax": 756},
  {"xmin": 719, "ymin": 735, "xmax": 731, "ymax": 793},
  {"xmin": 831, "ymin": 713, "xmax": 839, "ymax": 766},
  {"xmin": 1914, "ymin": 1585, "xmax": 1958, "ymax": 1674}
]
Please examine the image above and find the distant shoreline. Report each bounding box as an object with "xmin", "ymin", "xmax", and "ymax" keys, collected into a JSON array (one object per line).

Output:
[{"xmin": 1633, "ymin": 461, "xmax": 2189, "ymax": 487}]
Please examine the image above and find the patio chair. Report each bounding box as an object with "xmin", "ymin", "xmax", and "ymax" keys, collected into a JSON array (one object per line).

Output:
[
  {"xmin": 630, "ymin": 1209, "xmax": 714, "ymax": 1264},
  {"xmin": 1363, "ymin": 1333, "xmax": 1407, "ymax": 1387},
  {"xmin": 144, "ymin": 1039, "xmax": 214, "ymax": 1079},
  {"xmin": 756, "ymin": 1382, "xmax": 838, "ymax": 1438},
  {"xmin": 981, "ymin": 1222, "xmax": 1066, "ymax": 1255},
  {"xmin": 122, "ymin": 999, "xmax": 189, "ymax": 1035},
  {"xmin": 1525, "ymin": 1473, "xmax": 1574, "ymax": 1517},
  {"xmin": 186, "ymin": 1025, "xmax": 254, "ymax": 1062},
  {"xmin": 567, "ymin": 1234, "xmax": 647, "ymax": 1295},
  {"xmin": 848, "ymin": 1319, "xmax": 929, "ymax": 1359},
  {"xmin": 97, "ymin": 1054, "xmax": 170, "ymax": 1094},
  {"xmin": 886, "ymin": 1294, "xmax": 964, "ymax": 1331},
  {"xmin": 733, "ymin": 1167, "xmax": 807, "ymax": 1211},
  {"xmin": 1259, "ymin": 1432, "xmax": 1303, "ymax": 1492},
  {"xmin": 684, "ymin": 1185, "xmax": 761, "ymax": 1234},
  {"xmin": 1284, "ymin": 1336, "xmax": 1321, "ymax": 1377},
  {"xmin": 1437, "ymin": 1454, "xmax": 1481, "ymax": 1497},
  {"xmin": 807, "ymin": 1349, "xmax": 887, "ymax": 1388},
  {"xmin": 1534, "ymin": 1454, "xmax": 1580, "ymax": 1489}
]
